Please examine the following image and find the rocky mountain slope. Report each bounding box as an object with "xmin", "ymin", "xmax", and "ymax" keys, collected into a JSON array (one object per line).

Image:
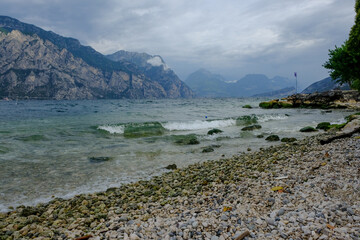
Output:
[
  {"xmin": 185, "ymin": 69, "xmax": 293, "ymax": 97},
  {"xmin": 107, "ymin": 50, "xmax": 193, "ymax": 98},
  {"xmin": 0, "ymin": 16, "xmax": 193, "ymax": 99},
  {"xmin": 301, "ymin": 77, "xmax": 350, "ymax": 94}
]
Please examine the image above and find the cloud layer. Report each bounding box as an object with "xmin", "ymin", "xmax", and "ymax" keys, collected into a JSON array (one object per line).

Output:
[{"xmin": 0, "ymin": 0, "xmax": 356, "ymax": 88}]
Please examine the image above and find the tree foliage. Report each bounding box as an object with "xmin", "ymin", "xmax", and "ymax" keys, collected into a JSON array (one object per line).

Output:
[{"xmin": 324, "ymin": 0, "xmax": 360, "ymax": 91}]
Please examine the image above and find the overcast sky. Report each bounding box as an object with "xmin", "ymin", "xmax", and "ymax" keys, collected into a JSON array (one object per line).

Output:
[{"xmin": 0, "ymin": 0, "xmax": 356, "ymax": 89}]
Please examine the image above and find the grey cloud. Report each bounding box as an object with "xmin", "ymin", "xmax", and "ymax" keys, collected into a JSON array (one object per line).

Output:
[{"xmin": 0, "ymin": 0, "xmax": 356, "ymax": 88}]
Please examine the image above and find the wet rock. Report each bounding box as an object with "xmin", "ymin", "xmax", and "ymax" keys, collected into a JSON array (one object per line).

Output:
[
  {"xmin": 242, "ymin": 105, "xmax": 252, "ymax": 109},
  {"xmin": 89, "ymin": 156, "xmax": 113, "ymax": 163},
  {"xmin": 202, "ymin": 147, "xmax": 215, "ymax": 153},
  {"xmin": 173, "ymin": 134, "xmax": 200, "ymax": 145},
  {"xmin": 165, "ymin": 164, "xmax": 177, "ymax": 170},
  {"xmin": 300, "ymin": 126, "xmax": 317, "ymax": 132},
  {"xmin": 281, "ymin": 137, "xmax": 297, "ymax": 143},
  {"xmin": 316, "ymin": 122, "xmax": 331, "ymax": 130},
  {"xmin": 265, "ymin": 135, "xmax": 280, "ymax": 141},
  {"xmin": 208, "ymin": 129, "xmax": 223, "ymax": 135},
  {"xmin": 241, "ymin": 125, "xmax": 262, "ymax": 131},
  {"xmin": 236, "ymin": 115, "xmax": 258, "ymax": 125}
]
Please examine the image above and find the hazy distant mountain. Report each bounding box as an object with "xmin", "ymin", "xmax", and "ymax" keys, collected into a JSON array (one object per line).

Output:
[
  {"xmin": 252, "ymin": 87, "xmax": 296, "ymax": 98},
  {"xmin": 231, "ymin": 74, "xmax": 293, "ymax": 97},
  {"xmin": 301, "ymin": 77, "xmax": 350, "ymax": 94},
  {"xmin": 184, "ymin": 69, "xmax": 230, "ymax": 97},
  {"xmin": 0, "ymin": 16, "xmax": 193, "ymax": 99},
  {"xmin": 185, "ymin": 69, "xmax": 293, "ymax": 97}
]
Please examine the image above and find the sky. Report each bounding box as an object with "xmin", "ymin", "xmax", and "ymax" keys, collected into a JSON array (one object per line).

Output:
[{"xmin": 0, "ymin": 0, "xmax": 356, "ymax": 90}]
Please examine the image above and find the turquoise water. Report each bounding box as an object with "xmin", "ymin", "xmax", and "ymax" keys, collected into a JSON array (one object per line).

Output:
[{"xmin": 0, "ymin": 98, "xmax": 355, "ymax": 211}]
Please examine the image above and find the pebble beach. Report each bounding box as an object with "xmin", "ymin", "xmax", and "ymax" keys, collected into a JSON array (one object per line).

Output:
[{"xmin": 1, "ymin": 124, "xmax": 360, "ymax": 239}]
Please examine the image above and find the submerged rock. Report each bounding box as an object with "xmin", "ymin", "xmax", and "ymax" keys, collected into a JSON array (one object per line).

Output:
[
  {"xmin": 241, "ymin": 125, "xmax": 262, "ymax": 131},
  {"xmin": 242, "ymin": 105, "xmax": 252, "ymax": 109},
  {"xmin": 173, "ymin": 134, "xmax": 200, "ymax": 145},
  {"xmin": 202, "ymin": 147, "xmax": 215, "ymax": 153},
  {"xmin": 124, "ymin": 122, "xmax": 165, "ymax": 138},
  {"xmin": 236, "ymin": 115, "xmax": 258, "ymax": 125},
  {"xmin": 89, "ymin": 157, "xmax": 113, "ymax": 163},
  {"xmin": 207, "ymin": 129, "xmax": 223, "ymax": 135},
  {"xmin": 265, "ymin": 135, "xmax": 280, "ymax": 141},
  {"xmin": 300, "ymin": 126, "xmax": 317, "ymax": 132}
]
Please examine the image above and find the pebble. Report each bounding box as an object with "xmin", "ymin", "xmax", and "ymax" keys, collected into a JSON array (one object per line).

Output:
[{"xmin": 1, "ymin": 131, "xmax": 360, "ymax": 240}]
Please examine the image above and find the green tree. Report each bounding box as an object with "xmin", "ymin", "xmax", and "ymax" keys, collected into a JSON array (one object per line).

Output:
[{"xmin": 324, "ymin": 0, "xmax": 360, "ymax": 91}]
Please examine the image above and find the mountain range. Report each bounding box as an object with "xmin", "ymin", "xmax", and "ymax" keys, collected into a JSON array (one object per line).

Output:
[
  {"xmin": 0, "ymin": 16, "xmax": 194, "ymax": 100},
  {"xmin": 185, "ymin": 69, "xmax": 294, "ymax": 97}
]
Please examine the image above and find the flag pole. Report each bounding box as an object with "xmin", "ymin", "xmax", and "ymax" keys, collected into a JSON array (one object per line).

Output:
[{"xmin": 294, "ymin": 72, "xmax": 298, "ymax": 93}]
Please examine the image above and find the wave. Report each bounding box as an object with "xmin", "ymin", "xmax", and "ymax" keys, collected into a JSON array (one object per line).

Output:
[
  {"xmin": 162, "ymin": 119, "xmax": 236, "ymax": 131},
  {"xmin": 98, "ymin": 114, "xmax": 289, "ymax": 135},
  {"xmin": 257, "ymin": 114, "xmax": 289, "ymax": 123},
  {"xmin": 97, "ymin": 125, "xmax": 125, "ymax": 134}
]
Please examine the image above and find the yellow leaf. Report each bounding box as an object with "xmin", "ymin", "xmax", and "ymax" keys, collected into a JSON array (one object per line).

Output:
[
  {"xmin": 327, "ymin": 224, "xmax": 335, "ymax": 230},
  {"xmin": 321, "ymin": 162, "xmax": 327, "ymax": 166},
  {"xmin": 354, "ymin": 136, "xmax": 360, "ymax": 139},
  {"xmin": 271, "ymin": 186, "xmax": 283, "ymax": 191},
  {"xmin": 223, "ymin": 206, "xmax": 232, "ymax": 212}
]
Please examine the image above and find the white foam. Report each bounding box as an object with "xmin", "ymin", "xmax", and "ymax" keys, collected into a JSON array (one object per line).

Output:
[
  {"xmin": 163, "ymin": 119, "xmax": 236, "ymax": 131},
  {"xmin": 98, "ymin": 125, "xmax": 124, "ymax": 134},
  {"xmin": 258, "ymin": 114, "xmax": 288, "ymax": 123}
]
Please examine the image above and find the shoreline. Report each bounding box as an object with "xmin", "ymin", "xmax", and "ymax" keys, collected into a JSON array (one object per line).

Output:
[{"xmin": 1, "ymin": 129, "xmax": 360, "ymax": 239}]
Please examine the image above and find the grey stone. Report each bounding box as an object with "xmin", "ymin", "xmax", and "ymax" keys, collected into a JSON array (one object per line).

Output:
[
  {"xmin": 277, "ymin": 208, "xmax": 285, "ymax": 216},
  {"xmin": 266, "ymin": 218, "xmax": 277, "ymax": 226}
]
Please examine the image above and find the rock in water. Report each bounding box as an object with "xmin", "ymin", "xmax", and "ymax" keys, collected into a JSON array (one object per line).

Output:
[
  {"xmin": 165, "ymin": 164, "xmax": 177, "ymax": 170},
  {"xmin": 265, "ymin": 135, "xmax": 280, "ymax": 141},
  {"xmin": 316, "ymin": 122, "xmax": 331, "ymax": 130},
  {"xmin": 89, "ymin": 157, "xmax": 112, "ymax": 163},
  {"xmin": 300, "ymin": 126, "xmax": 317, "ymax": 132},
  {"xmin": 173, "ymin": 134, "xmax": 200, "ymax": 145},
  {"xmin": 241, "ymin": 125, "xmax": 262, "ymax": 131},
  {"xmin": 207, "ymin": 129, "xmax": 223, "ymax": 135},
  {"xmin": 202, "ymin": 147, "xmax": 215, "ymax": 153}
]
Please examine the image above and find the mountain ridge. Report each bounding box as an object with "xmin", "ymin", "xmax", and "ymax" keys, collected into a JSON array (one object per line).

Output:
[
  {"xmin": 301, "ymin": 77, "xmax": 350, "ymax": 94},
  {"xmin": 0, "ymin": 16, "xmax": 194, "ymax": 99},
  {"xmin": 185, "ymin": 69, "xmax": 293, "ymax": 97}
]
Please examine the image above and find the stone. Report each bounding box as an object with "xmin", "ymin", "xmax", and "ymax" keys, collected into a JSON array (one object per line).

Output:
[
  {"xmin": 277, "ymin": 208, "xmax": 285, "ymax": 216},
  {"xmin": 266, "ymin": 218, "xmax": 277, "ymax": 226},
  {"xmin": 300, "ymin": 126, "xmax": 317, "ymax": 132},
  {"xmin": 202, "ymin": 222, "xmax": 209, "ymax": 228},
  {"xmin": 88, "ymin": 156, "xmax": 113, "ymax": 163},
  {"xmin": 266, "ymin": 135, "xmax": 280, "ymax": 141},
  {"xmin": 241, "ymin": 125, "xmax": 262, "ymax": 131},
  {"xmin": 208, "ymin": 129, "xmax": 223, "ymax": 135},
  {"xmin": 202, "ymin": 147, "xmax": 215, "ymax": 153},
  {"xmin": 165, "ymin": 164, "xmax": 177, "ymax": 170},
  {"xmin": 281, "ymin": 137, "xmax": 297, "ymax": 143},
  {"xmin": 316, "ymin": 122, "xmax": 331, "ymax": 130},
  {"xmin": 220, "ymin": 215, "xmax": 228, "ymax": 221}
]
